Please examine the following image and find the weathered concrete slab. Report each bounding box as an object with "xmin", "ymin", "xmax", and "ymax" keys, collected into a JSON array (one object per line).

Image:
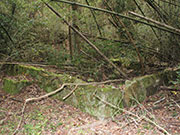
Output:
[{"xmin": 123, "ymin": 69, "xmax": 177, "ymax": 106}]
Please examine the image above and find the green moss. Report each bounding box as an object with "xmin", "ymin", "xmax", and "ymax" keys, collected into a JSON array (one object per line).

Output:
[
  {"xmin": 2, "ymin": 64, "xmax": 46, "ymax": 77},
  {"xmin": 124, "ymin": 70, "xmax": 175, "ymax": 107},
  {"xmin": 124, "ymin": 79, "xmax": 147, "ymax": 106},
  {"xmin": 17, "ymin": 65, "xmax": 45, "ymax": 77},
  {"xmin": 63, "ymin": 86, "xmax": 124, "ymax": 118},
  {"xmin": 56, "ymin": 85, "xmax": 123, "ymax": 118},
  {"xmin": 3, "ymin": 78, "xmax": 31, "ymax": 94}
]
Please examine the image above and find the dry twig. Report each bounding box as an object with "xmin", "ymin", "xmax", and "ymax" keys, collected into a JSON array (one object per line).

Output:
[
  {"xmin": 63, "ymin": 85, "xmax": 78, "ymax": 100},
  {"xmin": 12, "ymin": 102, "xmax": 27, "ymax": 135},
  {"xmin": 171, "ymin": 99, "xmax": 180, "ymax": 109},
  {"xmin": 160, "ymin": 86, "xmax": 180, "ymax": 92}
]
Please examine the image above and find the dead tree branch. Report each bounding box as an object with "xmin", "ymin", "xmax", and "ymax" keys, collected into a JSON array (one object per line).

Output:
[
  {"xmin": 12, "ymin": 102, "xmax": 27, "ymax": 135},
  {"xmin": 51, "ymin": 0, "xmax": 180, "ymax": 36},
  {"xmin": 63, "ymin": 85, "xmax": 78, "ymax": 100},
  {"xmin": 160, "ymin": 86, "xmax": 180, "ymax": 92},
  {"xmin": 133, "ymin": 0, "xmax": 162, "ymax": 42},
  {"xmin": 129, "ymin": 11, "xmax": 180, "ymax": 34}
]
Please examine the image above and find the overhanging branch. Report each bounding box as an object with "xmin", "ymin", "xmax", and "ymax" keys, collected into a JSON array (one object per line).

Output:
[
  {"xmin": 51, "ymin": 0, "xmax": 180, "ymax": 36},
  {"xmin": 129, "ymin": 11, "xmax": 180, "ymax": 34}
]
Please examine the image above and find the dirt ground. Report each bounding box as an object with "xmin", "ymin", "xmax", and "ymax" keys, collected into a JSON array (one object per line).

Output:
[{"xmin": 0, "ymin": 82, "xmax": 180, "ymax": 135}]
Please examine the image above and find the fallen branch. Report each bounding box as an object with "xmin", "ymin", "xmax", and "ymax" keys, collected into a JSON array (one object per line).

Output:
[
  {"xmin": 158, "ymin": 0, "xmax": 180, "ymax": 8},
  {"xmin": 12, "ymin": 79, "xmax": 124, "ymax": 134},
  {"xmin": 160, "ymin": 86, "xmax": 180, "ymax": 92},
  {"xmin": 85, "ymin": 0, "xmax": 102, "ymax": 36},
  {"xmin": 171, "ymin": 99, "xmax": 180, "ymax": 109},
  {"xmin": 80, "ymin": 49, "xmax": 98, "ymax": 62},
  {"xmin": 0, "ymin": 61, "xmax": 52, "ymax": 67},
  {"xmin": 25, "ymin": 79, "xmax": 124, "ymax": 103},
  {"xmin": 63, "ymin": 85, "xmax": 78, "ymax": 100},
  {"xmin": 94, "ymin": 94, "xmax": 170, "ymax": 135},
  {"xmin": 0, "ymin": 22, "xmax": 14, "ymax": 44},
  {"xmin": 153, "ymin": 97, "xmax": 166, "ymax": 105},
  {"xmin": 12, "ymin": 102, "xmax": 27, "ymax": 135},
  {"xmin": 94, "ymin": 94, "xmax": 140, "ymax": 118},
  {"xmin": 0, "ymin": 117, "xmax": 7, "ymax": 125},
  {"xmin": 104, "ymin": 1, "xmax": 144, "ymax": 74}
]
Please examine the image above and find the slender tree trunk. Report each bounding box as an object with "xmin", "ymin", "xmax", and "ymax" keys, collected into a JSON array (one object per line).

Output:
[
  {"xmin": 68, "ymin": 6, "xmax": 73, "ymax": 60},
  {"xmin": 85, "ymin": 0, "xmax": 102, "ymax": 36},
  {"xmin": 69, "ymin": 25, "xmax": 73, "ymax": 60},
  {"xmin": 71, "ymin": 3, "xmax": 80, "ymax": 53}
]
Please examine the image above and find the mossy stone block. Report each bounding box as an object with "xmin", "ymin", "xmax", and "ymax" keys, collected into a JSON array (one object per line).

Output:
[
  {"xmin": 3, "ymin": 78, "xmax": 31, "ymax": 94},
  {"xmin": 59, "ymin": 85, "xmax": 124, "ymax": 118},
  {"xmin": 124, "ymin": 69, "xmax": 178, "ymax": 107}
]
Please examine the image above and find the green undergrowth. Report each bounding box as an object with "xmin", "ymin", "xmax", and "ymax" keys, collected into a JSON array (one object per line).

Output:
[{"xmin": 0, "ymin": 107, "xmax": 62, "ymax": 135}]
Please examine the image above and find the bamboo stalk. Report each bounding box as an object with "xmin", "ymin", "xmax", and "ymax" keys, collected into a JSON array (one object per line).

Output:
[
  {"xmin": 103, "ymin": 0, "xmax": 144, "ymax": 74},
  {"xmin": 129, "ymin": 11, "xmax": 180, "ymax": 34},
  {"xmin": 51, "ymin": 0, "xmax": 180, "ymax": 35},
  {"xmin": 85, "ymin": 0, "xmax": 102, "ymax": 36}
]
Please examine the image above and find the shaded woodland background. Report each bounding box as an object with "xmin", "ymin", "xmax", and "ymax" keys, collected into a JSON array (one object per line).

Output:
[
  {"xmin": 1, "ymin": 1, "xmax": 180, "ymax": 135},
  {"xmin": 1, "ymin": 0, "xmax": 180, "ymax": 81}
]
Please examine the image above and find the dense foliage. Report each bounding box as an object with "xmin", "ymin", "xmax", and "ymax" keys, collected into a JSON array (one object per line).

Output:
[{"xmin": 0, "ymin": 0, "xmax": 180, "ymax": 80}]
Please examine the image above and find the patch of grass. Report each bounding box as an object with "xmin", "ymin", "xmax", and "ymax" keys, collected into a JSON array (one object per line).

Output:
[
  {"xmin": 57, "ymin": 122, "xmax": 63, "ymax": 126},
  {"xmin": 24, "ymin": 123, "xmax": 43, "ymax": 135},
  {"xmin": 28, "ymin": 110, "xmax": 45, "ymax": 121},
  {"xmin": 171, "ymin": 111, "xmax": 178, "ymax": 117},
  {"xmin": 49, "ymin": 123, "xmax": 57, "ymax": 131},
  {"xmin": 77, "ymin": 129, "xmax": 88, "ymax": 135},
  {"xmin": 137, "ymin": 128, "xmax": 146, "ymax": 135},
  {"xmin": 23, "ymin": 118, "xmax": 49, "ymax": 135},
  {"xmin": 48, "ymin": 121, "xmax": 63, "ymax": 132},
  {"xmin": 0, "ymin": 119, "xmax": 17, "ymax": 135},
  {"xmin": 143, "ymin": 123, "xmax": 153, "ymax": 130},
  {"xmin": 22, "ymin": 109, "xmax": 49, "ymax": 134}
]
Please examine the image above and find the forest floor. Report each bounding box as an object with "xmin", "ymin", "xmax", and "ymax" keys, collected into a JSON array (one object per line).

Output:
[{"xmin": 0, "ymin": 76, "xmax": 180, "ymax": 135}]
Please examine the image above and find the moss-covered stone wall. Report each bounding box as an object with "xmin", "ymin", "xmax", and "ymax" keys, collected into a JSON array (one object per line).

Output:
[
  {"xmin": 1, "ymin": 64, "xmax": 124, "ymax": 118},
  {"xmin": 123, "ymin": 69, "xmax": 177, "ymax": 107},
  {"xmin": 1, "ymin": 64, "xmax": 177, "ymax": 118}
]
